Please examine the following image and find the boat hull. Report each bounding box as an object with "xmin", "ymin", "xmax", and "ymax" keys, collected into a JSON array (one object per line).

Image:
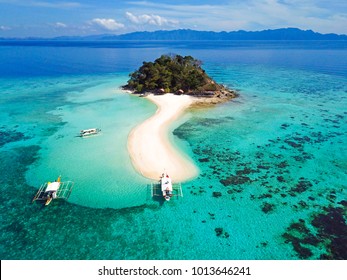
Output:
[
  {"xmin": 80, "ymin": 128, "xmax": 101, "ymax": 137},
  {"xmin": 45, "ymin": 197, "xmax": 52, "ymax": 206}
]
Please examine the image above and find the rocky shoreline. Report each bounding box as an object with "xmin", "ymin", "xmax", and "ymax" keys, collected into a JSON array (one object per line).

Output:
[{"xmin": 124, "ymin": 87, "xmax": 239, "ymax": 107}]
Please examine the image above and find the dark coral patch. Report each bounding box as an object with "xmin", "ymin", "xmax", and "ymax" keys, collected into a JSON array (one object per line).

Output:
[
  {"xmin": 220, "ymin": 175, "xmax": 251, "ymax": 186},
  {"xmin": 338, "ymin": 200, "xmax": 347, "ymax": 207},
  {"xmin": 284, "ymin": 140, "xmax": 302, "ymax": 148},
  {"xmin": 215, "ymin": 227, "xmax": 230, "ymax": 238},
  {"xmin": 212, "ymin": 192, "xmax": 222, "ymax": 198},
  {"xmin": 236, "ymin": 167, "xmax": 258, "ymax": 175},
  {"xmin": 0, "ymin": 129, "xmax": 28, "ymax": 147},
  {"xmin": 277, "ymin": 161, "xmax": 289, "ymax": 168},
  {"xmin": 261, "ymin": 202, "xmax": 275, "ymax": 213},
  {"xmin": 258, "ymin": 193, "xmax": 272, "ymax": 199},
  {"xmin": 282, "ymin": 220, "xmax": 317, "ymax": 259},
  {"xmin": 257, "ymin": 165, "xmax": 270, "ymax": 170},
  {"xmin": 283, "ymin": 205, "xmax": 347, "ymax": 260},
  {"xmin": 298, "ymin": 200, "xmax": 309, "ymax": 209},
  {"xmin": 311, "ymin": 206, "xmax": 347, "ymax": 260},
  {"xmin": 260, "ymin": 241, "xmax": 268, "ymax": 247},
  {"xmin": 290, "ymin": 179, "xmax": 313, "ymax": 194},
  {"xmin": 215, "ymin": 227, "xmax": 223, "ymax": 236},
  {"xmin": 291, "ymin": 239, "xmax": 313, "ymax": 259},
  {"xmin": 288, "ymin": 221, "xmax": 310, "ymax": 235},
  {"xmin": 277, "ymin": 176, "xmax": 285, "ymax": 182}
]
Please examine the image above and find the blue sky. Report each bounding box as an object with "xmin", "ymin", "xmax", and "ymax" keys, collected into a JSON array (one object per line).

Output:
[{"xmin": 0, "ymin": 0, "xmax": 346, "ymax": 37}]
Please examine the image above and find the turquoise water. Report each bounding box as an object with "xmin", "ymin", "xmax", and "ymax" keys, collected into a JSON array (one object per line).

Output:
[
  {"xmin": 25, "ymin": 76, "xmax": 156, "ymax": 209},
  {"xmin": 0, "ymin": 41, "xmax": 346, "ymax": 259}
]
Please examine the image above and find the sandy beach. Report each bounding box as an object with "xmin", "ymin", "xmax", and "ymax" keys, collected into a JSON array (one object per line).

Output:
[{"xmin": 127, "ymin": 93, "xmax": 199, "ymax": 182}]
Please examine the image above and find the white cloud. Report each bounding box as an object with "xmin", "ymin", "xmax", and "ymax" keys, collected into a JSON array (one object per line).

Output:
[
  {"xmin": 125, "ymin": 12, "xmax": 178, "ymax": 26},
  {"xmin": 54, "ymin": 22, "xmax": 67, "ymax": 28},
  {"xmin": 127, "ymin": 0, "xmax": 347, "ymax": 34},
  {"xmin": 91, "ymin": 18, "xmax": 124, "ymax": 31}
]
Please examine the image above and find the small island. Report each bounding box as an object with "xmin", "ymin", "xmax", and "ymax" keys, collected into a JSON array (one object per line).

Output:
[
  {"xmin": 123, "ymin": 54, "xmax": 237, "ymax": 104},
  {"xmin": 126, "ymin": 55, "xmax": 238, "ymax": 182}
]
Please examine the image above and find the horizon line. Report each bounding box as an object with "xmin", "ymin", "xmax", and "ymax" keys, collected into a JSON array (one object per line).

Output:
[{"xmin": 1, "ymin": 27, "xmax": 347, "ymax": 40}]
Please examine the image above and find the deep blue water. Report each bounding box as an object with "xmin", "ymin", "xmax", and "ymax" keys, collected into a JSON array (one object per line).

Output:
[
  {"xmin": 0, "ymin": 40, "xmax": 346, "ymax": 260},
  {"xmin": 1, "ymin": 40, "xmax": 346, "ymax": 77}
]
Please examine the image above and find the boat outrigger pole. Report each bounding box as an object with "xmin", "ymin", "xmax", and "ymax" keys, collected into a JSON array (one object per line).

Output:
[
  {"xmin": 32, "ymin": 176, "xmax": 74, "ymax": 206},
  {"xmin": 150, "ymin": 172, "xmax": 183, "ymax": 201}
]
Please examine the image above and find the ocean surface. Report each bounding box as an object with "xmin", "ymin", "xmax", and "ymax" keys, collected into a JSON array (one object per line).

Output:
[{"xmin": 0, "ymin": 40, "xmax": 346, "ymax": 259}]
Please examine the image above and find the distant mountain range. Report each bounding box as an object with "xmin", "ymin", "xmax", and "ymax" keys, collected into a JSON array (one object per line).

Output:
[{"xmin": 2, "ymin": 28, "xmax": 347, "ymax": 41}]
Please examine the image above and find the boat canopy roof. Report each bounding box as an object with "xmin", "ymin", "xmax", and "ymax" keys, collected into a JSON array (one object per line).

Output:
[
  {"xmin": 161, "ymin": 176, "xmax": 173, "ymax": 191},
  {"xmin": 45, "ymin": 182, "xmax": 60, "ymax": 192},
  {"xmin": 81, "ymin": 128, "xmax": 97, "ymax": 132}
]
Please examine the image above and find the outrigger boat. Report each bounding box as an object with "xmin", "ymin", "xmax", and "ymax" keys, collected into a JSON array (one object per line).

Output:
[
  {"xmin": 80, "ymin": 128, "xmax": 101, "ymax": 137},
  {"xmin": 161, "ymin": 173, "xmax": 173, "ymax": 201},
  {"xmin": 32, "ymin": 176, "xmax": 74, "ymax": 206},
  {"xmin": 150, "ymin": 173, "xmax": 183, "ymax": 201}
]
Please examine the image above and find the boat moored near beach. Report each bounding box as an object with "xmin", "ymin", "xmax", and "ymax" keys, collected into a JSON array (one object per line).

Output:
[
  {"xmin": 161, "ymin": 173, "xmax": 173, "ymax": 201},
  {"xmin": 32, "ymin": 176, "xmax": 74, "ymax": 206},
  {"xmin": 79, "ymin": 128, "xmax": 101, "ymax": 137},
  {"xmin": 150, "ymin": 173, "xmax": 183, "ymax": 201}
]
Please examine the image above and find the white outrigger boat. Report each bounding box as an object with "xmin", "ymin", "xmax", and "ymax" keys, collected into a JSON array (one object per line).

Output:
[
  {"xmin": 161, "ymin": 173, "xmax": 173, "ymax": 201},
  {"xmin": 32, "ymin": 176, "xmax": 74, "ymax": 206},
  {"xmin": 80, "ymin": 128, "xmax": 101, "ymax": 137},
  {"xmin": 150, "ymin": 173, "xmax": 183, "ymax": 201}
]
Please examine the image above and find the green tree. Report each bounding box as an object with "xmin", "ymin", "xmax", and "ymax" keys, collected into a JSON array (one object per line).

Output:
[{"xmin": 124, "ymin": 54, "xmax": 220, "ymax": 94}]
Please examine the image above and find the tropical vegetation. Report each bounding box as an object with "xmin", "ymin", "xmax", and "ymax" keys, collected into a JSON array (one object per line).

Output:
[{"xmin": 123, "ymin": 54, "xmax": 223, "ymax": 94}]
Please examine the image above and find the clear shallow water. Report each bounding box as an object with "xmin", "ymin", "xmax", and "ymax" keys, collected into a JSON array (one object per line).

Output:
[
  {"xmin": 25, "ymin": 77, "xmax": 156, "ymax": 208},
  {"xmin": 0, "ymin": 41, "xmax": 346, "ymax": 259}
]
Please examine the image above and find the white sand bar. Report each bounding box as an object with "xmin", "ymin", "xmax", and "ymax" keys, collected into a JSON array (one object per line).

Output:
[{"xmin": 128, "ymin": 94, "xmax": 199, "ymax": 182}]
